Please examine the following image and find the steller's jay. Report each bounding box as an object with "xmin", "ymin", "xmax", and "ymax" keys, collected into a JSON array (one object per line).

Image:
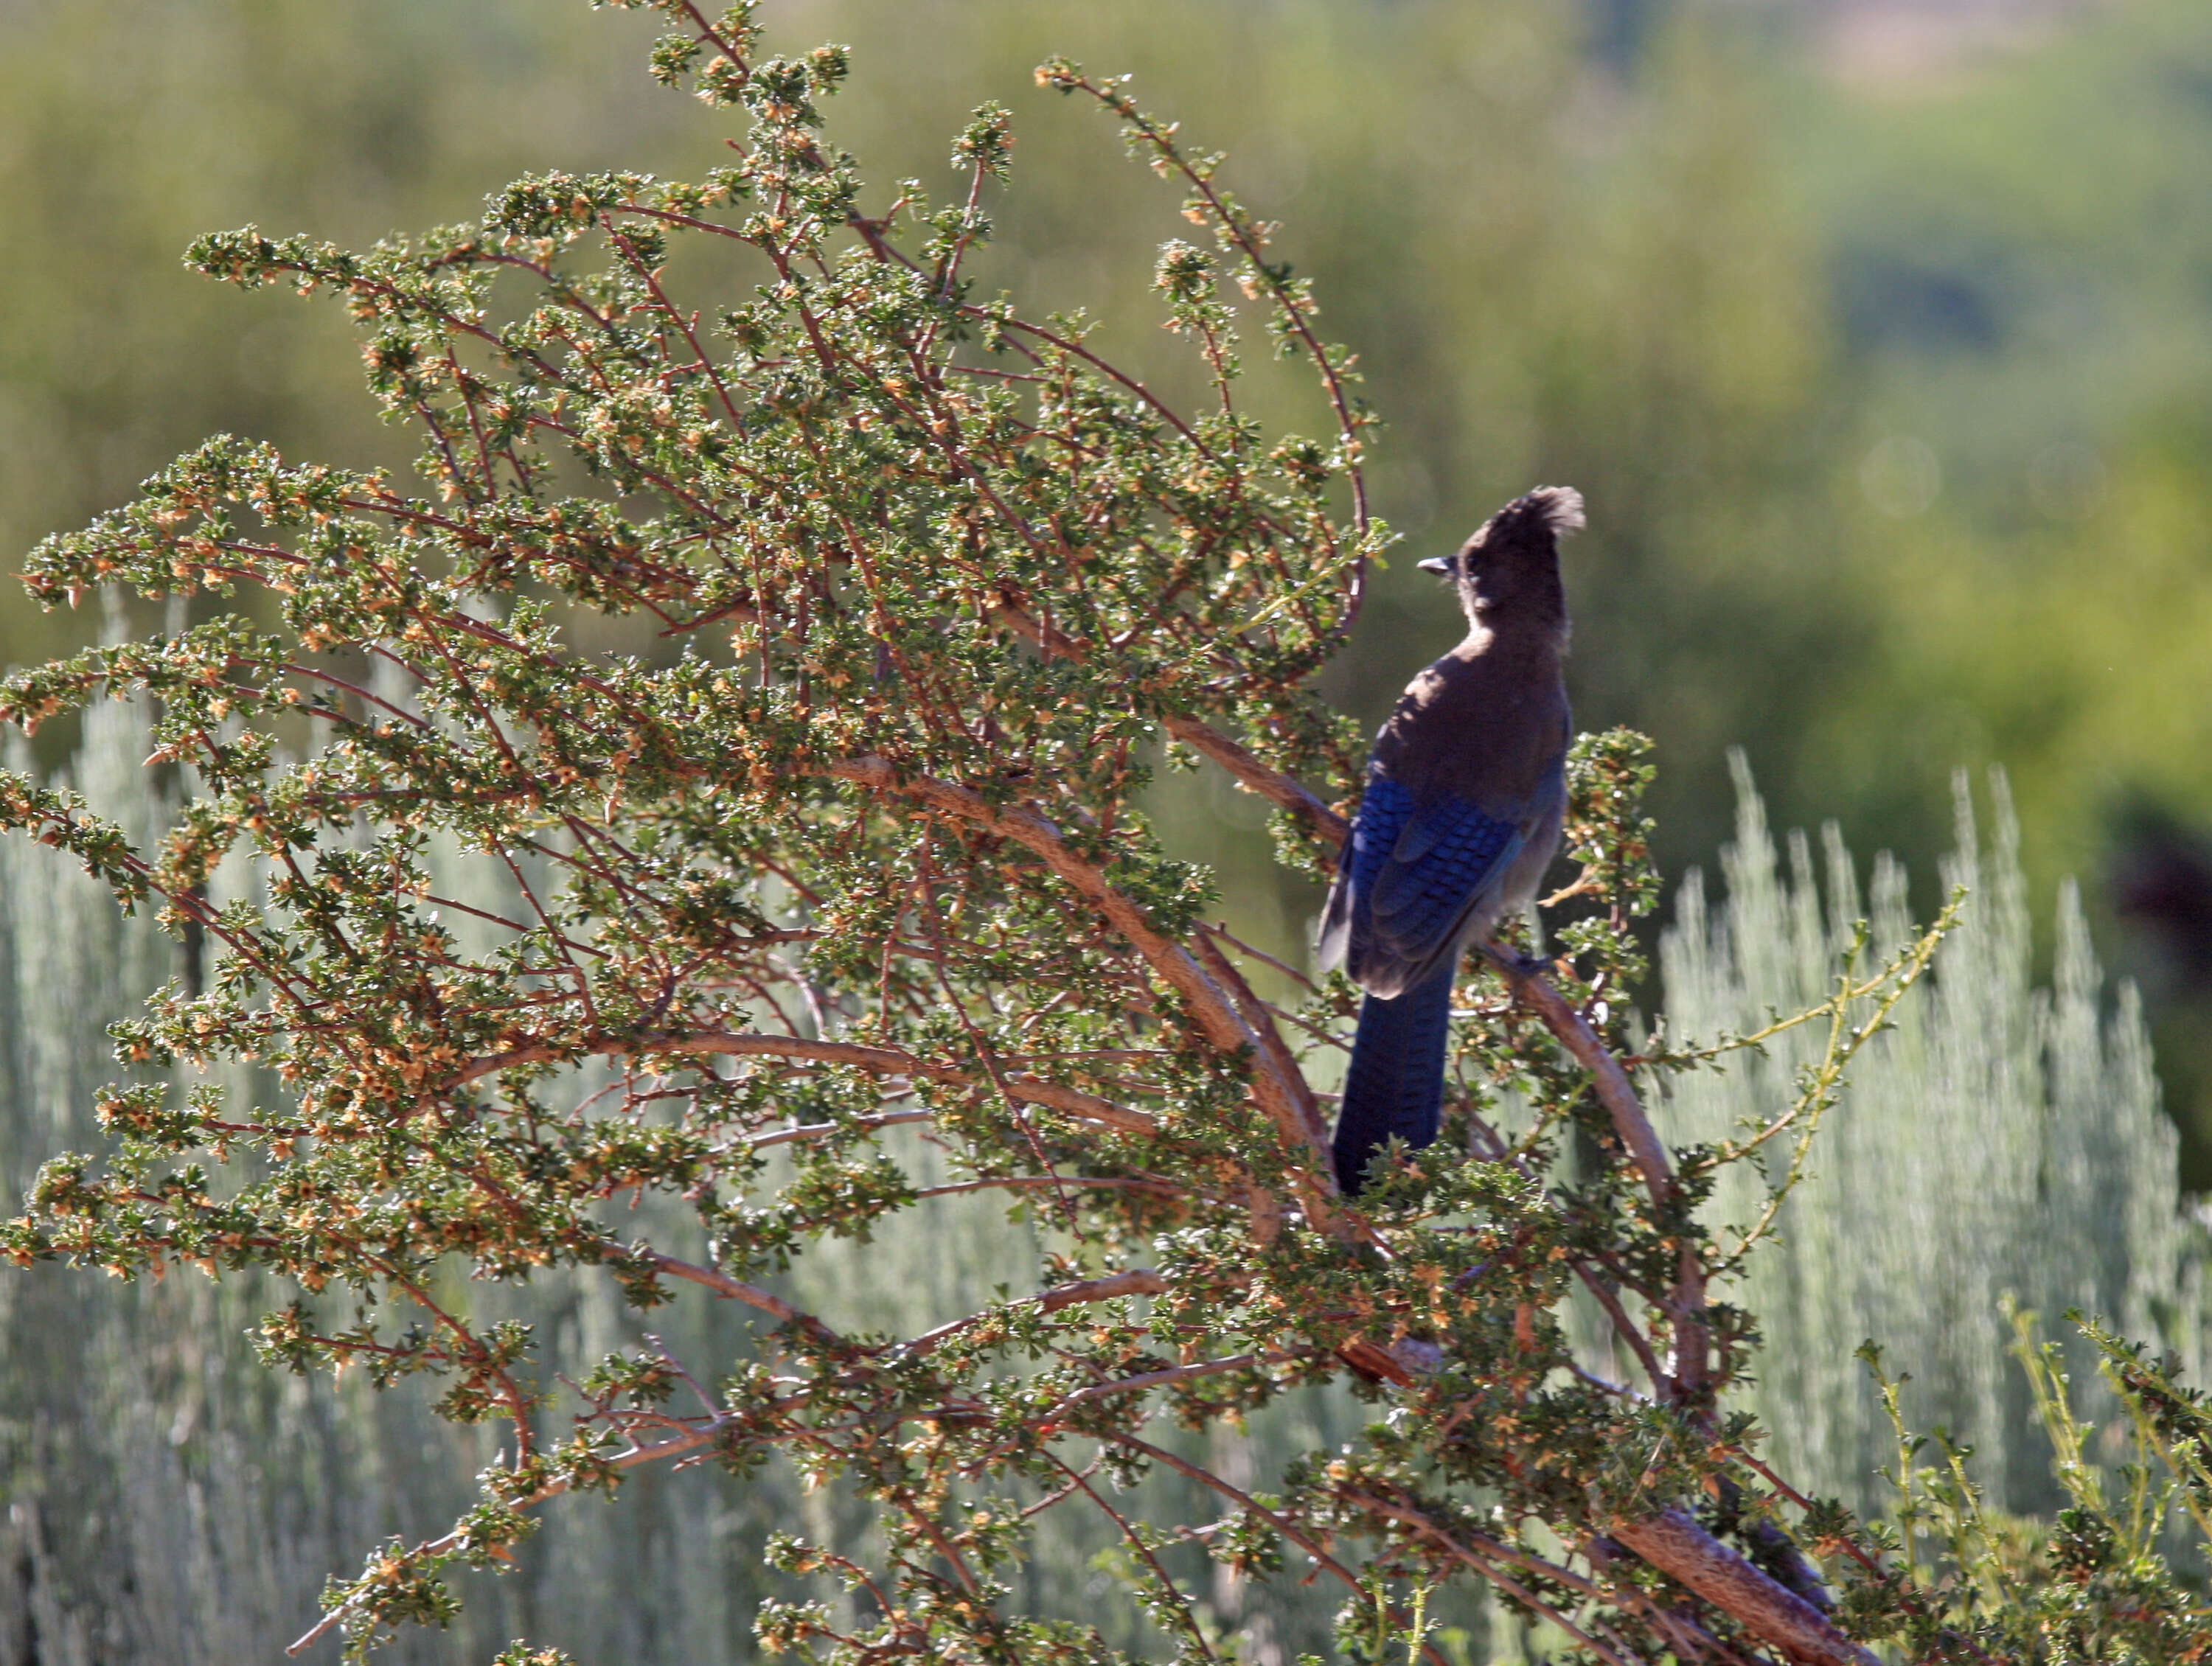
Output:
[{"xmin": 1317, "ymin": 487, "xmax": 1582, "ymax": 1194}]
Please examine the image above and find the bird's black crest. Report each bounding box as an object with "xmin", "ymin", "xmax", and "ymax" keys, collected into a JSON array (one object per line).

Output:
[
  {"xmin": 1422, "ymin": 486, "xmax": 1585, "ymax": 584},
  {"xmin": 1483, "ymin": 485, "xmax": 1585, "ymax": 546}
]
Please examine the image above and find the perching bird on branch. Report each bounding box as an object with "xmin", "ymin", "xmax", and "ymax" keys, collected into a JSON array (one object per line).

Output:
[{"xmin": 1318, "ymin": 487, "xmax": 1581, "ymax": 1194}]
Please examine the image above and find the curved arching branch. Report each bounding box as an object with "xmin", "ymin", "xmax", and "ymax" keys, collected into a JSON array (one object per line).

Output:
[
  {"xmin": 822, "ymin": 756, "xmax": 1337, "ymax": 1196},
  {"xmin": 987, "ymin": 598, "xmax": 1351, "ymax": 853}
]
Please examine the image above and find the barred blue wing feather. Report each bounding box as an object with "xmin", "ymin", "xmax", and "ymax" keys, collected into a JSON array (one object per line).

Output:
[
  {"xmin": 1369, "ymin": 796, "xmax": 1522, "ymax": 959},
  {"xmin": 1324, "ymin": 779, "xmax": 1523, "ymax": 999}
]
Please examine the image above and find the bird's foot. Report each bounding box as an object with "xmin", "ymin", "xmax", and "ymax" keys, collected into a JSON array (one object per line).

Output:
[{"xmin": 1509, "ymin": 951, "xmax": 1558, "ymax": 979}]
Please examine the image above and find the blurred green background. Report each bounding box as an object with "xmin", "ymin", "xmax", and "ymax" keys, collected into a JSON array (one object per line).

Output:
[{"xmin": 7, "ymin": 0, "xmax": 2212, "ymax": 1171}]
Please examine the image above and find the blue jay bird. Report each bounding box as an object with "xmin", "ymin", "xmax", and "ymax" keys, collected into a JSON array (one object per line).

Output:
[{"xmin": 1318, "ymin": 487, "xmax": 1581, "ymax": 1194}]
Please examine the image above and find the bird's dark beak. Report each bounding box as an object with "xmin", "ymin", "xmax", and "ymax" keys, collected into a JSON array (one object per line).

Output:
[{"xmin": 1416, "ymin": 555, "xmax": 1453, "ymax": 575}]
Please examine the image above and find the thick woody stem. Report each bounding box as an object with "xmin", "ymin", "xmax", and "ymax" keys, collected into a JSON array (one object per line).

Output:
[
  {"xmin": 1035, "ymin": 1267, "xmax": 1171, "ymax": 1311},
  {"xmin": 1374, "ymin": 1345, "xmax": 1857, "ymax": 1664},
  {"xmin": 1342, "ymin": 1491, "xmax": 1646, "ymax": 1666},
  {"xmin": 1610, "ymin": 1510, "xmax": 1881, "ymax": 1666}
]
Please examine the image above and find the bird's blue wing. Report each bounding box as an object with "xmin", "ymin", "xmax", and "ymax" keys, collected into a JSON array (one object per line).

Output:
[
  {"xmin": 1340, "ymin": 775, "xmax": 1414, "ymax": 908},
  {"xmin": 1339, "ymin": 778, "xmax": 1523, "ymax": 994}
]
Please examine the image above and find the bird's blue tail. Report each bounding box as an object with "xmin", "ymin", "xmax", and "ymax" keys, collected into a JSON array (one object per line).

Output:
[{"xmin": 1332, "ymin": 969, "xmax": 1455, "ymax": 1194}]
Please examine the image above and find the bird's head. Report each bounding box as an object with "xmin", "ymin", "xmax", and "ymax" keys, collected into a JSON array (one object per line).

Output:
[{"xmin": 1419, "ymin": 486, "xmax": 1582, "ymax": 635}]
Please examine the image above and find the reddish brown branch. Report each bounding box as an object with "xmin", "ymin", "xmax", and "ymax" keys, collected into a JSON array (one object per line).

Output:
[
  {"xmin": 1035, "ymin": 1267, "xmax": 1169, "ymax": 1311},
  {"xmin": 1164, "ymin": 714, "xmax": 1347, "ymax": 851},
  {"xmin": 823, "ymin": 756, "xmax": 1337, "ymax": 1199},
  {"xmin": 887, "ymin": 1268, "xmax": 1169, "ymax": 1365},
  {"xmin": 1609, "ymin": 1510, "xmax": 1879, "ymax": 1666},
  {"xmin": 620, "ymin": 1247, "xmax": 841, "ymax": 1345}
]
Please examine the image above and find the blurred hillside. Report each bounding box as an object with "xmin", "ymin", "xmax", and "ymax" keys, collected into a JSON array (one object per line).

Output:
[{"xmin": 4, "ymin": 0, "xmax": 2211, "ymax": 1166}]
